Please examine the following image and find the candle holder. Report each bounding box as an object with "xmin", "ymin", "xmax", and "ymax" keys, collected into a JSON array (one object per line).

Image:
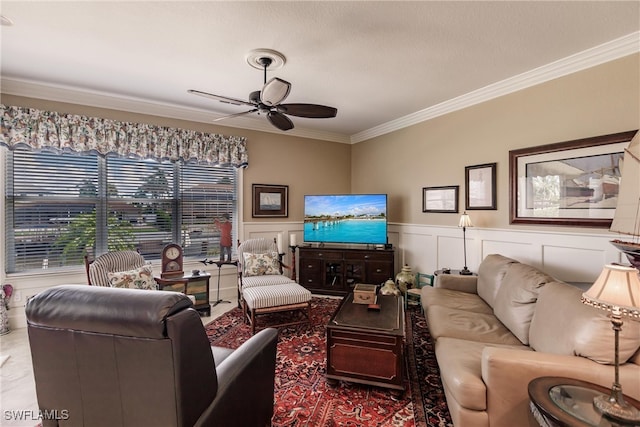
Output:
[{"xmin": 290, "ymin": 245, "xmax": 299, "ymax": 282}]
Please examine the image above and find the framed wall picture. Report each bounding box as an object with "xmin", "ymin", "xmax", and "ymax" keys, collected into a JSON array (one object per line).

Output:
[
  {"xmin": 423, "ymin": 186, "xmax": 459, "ymax": 213},
  {"xmin": 252, "ymin": 184, "xmax": 289, "ymax": 217},
  {"xmin": 509, "ymin": 130, "xmax": 637, "ymax": 227},
  {"xmin": 465, "ymin": 162, "xmax": 497, "ymax": 210}
]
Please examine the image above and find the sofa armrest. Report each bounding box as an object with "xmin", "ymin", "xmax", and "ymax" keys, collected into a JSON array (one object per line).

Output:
[
  {"xmin": 437, "ymin": 274, "xmax": 478, "ymax": 294},
  {"xmin": 481, "ymin": 346, "xmax": 640, "ymax": 427},
  {"xmin": 196, "ymin": 328, "xmax": 278, "ymax": 427}
]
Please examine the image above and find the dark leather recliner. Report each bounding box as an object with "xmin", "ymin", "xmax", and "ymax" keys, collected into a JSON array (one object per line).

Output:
[{"xmin": 26, "ymin": 285, "xmax": 278, "ymax": 427}]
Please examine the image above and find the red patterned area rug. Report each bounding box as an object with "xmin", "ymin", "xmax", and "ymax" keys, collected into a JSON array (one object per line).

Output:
[{"xmin": 204, "ymin": 297, "xmax": 453, "ymax": 427}]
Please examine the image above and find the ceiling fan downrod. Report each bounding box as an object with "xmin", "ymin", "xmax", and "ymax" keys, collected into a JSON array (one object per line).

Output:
[{"xmin": 258, "ymin": 57, "xmax": 273, "ymax": 84}]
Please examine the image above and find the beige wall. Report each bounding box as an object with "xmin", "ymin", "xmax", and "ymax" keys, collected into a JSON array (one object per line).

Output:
[
  {"xmin": 0, "ymin": 95, "xmax": 352, "ymax": 224},
  {"xmin": 238, "ymin": 130, "xmax": 350, "ymax": 222},
  {"xmin": 351, "ymin": 54, "xmax": 640, "ymax": 232}
]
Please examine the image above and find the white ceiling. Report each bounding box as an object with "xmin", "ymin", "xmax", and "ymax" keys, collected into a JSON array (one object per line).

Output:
[{"xmin": 1, "ymin": 1, "xmax": 639, "ymax": 144}]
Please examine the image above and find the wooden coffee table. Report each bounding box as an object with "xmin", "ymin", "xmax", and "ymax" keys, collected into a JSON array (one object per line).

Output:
[{"xmin": 325, "ymin": 293, "xmax": 405, "ymax": 395}]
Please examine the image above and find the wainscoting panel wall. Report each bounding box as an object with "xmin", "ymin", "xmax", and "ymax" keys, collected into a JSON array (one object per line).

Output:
[
  {"xmin": 480, "ymin": 239, "xmax": 538, "ymax": 267},
  {"xmin": 393, "ymin": 224, "xmax": 624, "ymax": 284},
  {"xmin": 437, "ymin": 235, "xmax": 467, "ymax": 274},
  {"xmin": 399, "ymin": 230, "xmax": 432, "ymax": 268},
  {"xmin": 542, "ymin": 245, "xmax": 609, "ymax": 283}
]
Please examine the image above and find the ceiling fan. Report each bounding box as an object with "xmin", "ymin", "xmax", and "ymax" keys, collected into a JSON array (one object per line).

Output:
[{"xmin": 188, "ymin": 56, "xmax": 337, "ymax": 131}]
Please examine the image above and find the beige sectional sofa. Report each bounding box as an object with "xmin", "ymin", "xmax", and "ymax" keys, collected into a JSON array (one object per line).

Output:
[{"xmin": 421, "ymin": 254, "xmax": 640, "ymax": 427}]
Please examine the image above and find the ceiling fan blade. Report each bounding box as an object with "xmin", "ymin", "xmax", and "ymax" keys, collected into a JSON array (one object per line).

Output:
[
  {"xmin": 267, "ymin": 111, "xmax": 294, "ymax": 131},
  {"xmin": 213, "ymin": 109, "xmax": 258, "ymax": 122},
  {"xmin": 278, "ymin": 103, "xmax": 337, "ymax": 118},
  {"xmin": 261, "ymin": 77, "xmax": 291, "ymax": 106},
  {"xmin": 188, "ymin": 89, "xmax": 256, "ymax": 107}
]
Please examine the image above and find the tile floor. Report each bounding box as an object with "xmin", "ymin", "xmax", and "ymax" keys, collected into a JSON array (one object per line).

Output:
[{"xmin": 0, "ymin": 298, "xmax": 238, "ymax": 427}]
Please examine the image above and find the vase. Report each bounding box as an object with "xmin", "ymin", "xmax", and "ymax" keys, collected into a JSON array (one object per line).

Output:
[
  {"xmin": 395, "ymin": 264, "xmax": 416, "ymax": 294},
  {"xmin": 379, "ymin": 279, "xmax": 400, "ymax": 296}
]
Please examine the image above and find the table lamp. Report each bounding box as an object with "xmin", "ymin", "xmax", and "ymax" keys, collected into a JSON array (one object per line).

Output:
[
  {"xmin": 458, "ymin": 212, "xmax": 473, "ymax": 275},
  {"xmin": 581, "ymin": 264, "xmax": 640, "ymax": 423}
]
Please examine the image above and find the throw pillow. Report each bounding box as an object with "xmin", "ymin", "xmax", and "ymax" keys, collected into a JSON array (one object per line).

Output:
[
  {"xmin": 243, "ymin": 252, "xmax": 280, "ymax": 276},
  {"xmin": 108, "ymin": 265, "xmax": 159, "ymax": 290}
]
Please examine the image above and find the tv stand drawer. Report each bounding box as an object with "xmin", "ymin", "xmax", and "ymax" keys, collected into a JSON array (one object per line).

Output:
[{"xmin": 301, "ymin": 249, "xmax": 342, "ymax": 260}]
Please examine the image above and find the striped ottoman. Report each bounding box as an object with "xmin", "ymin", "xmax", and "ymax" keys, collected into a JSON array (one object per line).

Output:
[{"xmin": 242, "ymin": 283, "xmax": 312, "ymax": 334}]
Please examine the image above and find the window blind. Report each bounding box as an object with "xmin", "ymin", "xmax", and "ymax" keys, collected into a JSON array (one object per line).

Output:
[{"xmin": 5, "ymin": 147, "xmax": 238, "ymax": 273}]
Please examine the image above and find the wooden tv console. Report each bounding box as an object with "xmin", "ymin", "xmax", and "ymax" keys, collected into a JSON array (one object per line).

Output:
[{"xmin": 298, "ymin": 246, "xmax": 394, "ymax": 295}]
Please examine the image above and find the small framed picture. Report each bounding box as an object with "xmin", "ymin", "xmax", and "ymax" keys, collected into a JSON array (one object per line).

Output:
[
  {"xmin": 423, "ymin": 186, "xmax": 459, "ymax": 213},
  {"xmin": 465, "ymin": 162, "xmax": 497, "ymax": 210},
  {"xmin": 252, "ymin": 184, "xmax": 289, "ymax": 217}
]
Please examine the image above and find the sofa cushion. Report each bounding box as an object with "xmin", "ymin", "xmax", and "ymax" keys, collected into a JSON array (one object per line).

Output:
[
  {"xmin": 427, "ymin": 305, "xmax": 523, "ymax": 345},
  {"xmin": 476, "ymin": 254, "xmax": 518, "ymax": 308},
  {"xmin": 241, "ymin": 274, "xmax": 296, "ymax": 289},
  {"xmin": 422, "ymin": 287, "xmax": 493, "ymax": 315},
  {"xmin": 435, "ymin": 337, "xmax": 530, "ymax": 411},
  {"xmin": 242, "ymin": 283, "xmax": 312, "ymax": 310},
  {"xmin": 493, "ymin": 263, "xmax": 554, "ymax": 345},
  {"xmin": 530, "ymin": 281, "xmax": 640, "ymax": 364}
]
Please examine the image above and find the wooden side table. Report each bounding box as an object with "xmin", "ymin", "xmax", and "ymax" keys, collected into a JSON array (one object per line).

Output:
[
  {"xmin": 183, "ymin": 271, "xmax": 212, "ymax": 316},
  {"xmin": 528, "ymin": 376, "xmax": 640, "ymax": 427}
]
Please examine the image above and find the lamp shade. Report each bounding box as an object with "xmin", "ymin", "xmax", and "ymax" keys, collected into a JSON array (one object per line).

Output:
[
  {"xmin": 582, "ymin": 264, "xmax": 640, "ymax": 319},
  {"xmin": 459, "ymin": 212, "xmax": 473, "ymax": 228}
]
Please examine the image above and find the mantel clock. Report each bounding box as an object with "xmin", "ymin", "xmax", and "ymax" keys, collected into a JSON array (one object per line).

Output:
[{"xmin": 161, "ymin": 243, "xmax": 184, "ymax": 278}]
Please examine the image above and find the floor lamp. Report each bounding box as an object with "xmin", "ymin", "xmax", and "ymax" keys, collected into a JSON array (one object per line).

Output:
[
  {"xmin": 458, "ymin": 212, "xmax": 473, "ymax": 275},
  {"xmin": 581, "ymin": 264, "xmax": 640, "ymax": 423}
]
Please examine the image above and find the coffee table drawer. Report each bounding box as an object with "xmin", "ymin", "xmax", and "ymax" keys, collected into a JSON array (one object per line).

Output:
[{"xmin": 326, "ymin": 328, "xmax": 404, "ymax": 390}]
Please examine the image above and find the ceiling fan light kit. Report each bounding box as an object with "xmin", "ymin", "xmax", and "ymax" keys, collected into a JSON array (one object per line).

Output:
[
  {"xmin": 189, "ymin": 48, "xmax": 337, "ymax": 131},
  {"xmin": 261, "ymin": 78, "xmax": 291, "ymax": 106}
]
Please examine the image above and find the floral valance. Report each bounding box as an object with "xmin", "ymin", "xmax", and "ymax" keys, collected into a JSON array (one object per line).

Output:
[{"xmin": 0, "ymin": 104, "xmax": 248, "ymax": 167}]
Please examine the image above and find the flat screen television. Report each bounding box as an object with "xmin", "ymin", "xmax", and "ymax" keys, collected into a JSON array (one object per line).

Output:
[{"xmin": 303, "ymin": 194, "xmax": 387, "ymax": 245}]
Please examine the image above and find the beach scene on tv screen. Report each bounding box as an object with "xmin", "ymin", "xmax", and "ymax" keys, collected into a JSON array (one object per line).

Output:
[{"xmin": 304, "ymin": 194, "xmax": 387, "ymax": 244}]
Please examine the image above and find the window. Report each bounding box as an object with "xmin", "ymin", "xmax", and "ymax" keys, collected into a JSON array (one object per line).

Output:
[{"xmin": 5, "ymin": 147, "xmax": 238, "ymax": 273}]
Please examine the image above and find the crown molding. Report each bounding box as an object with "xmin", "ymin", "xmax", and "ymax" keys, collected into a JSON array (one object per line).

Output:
[
  {"xmin": 0, "ymin": 78, "xmax": 351, "ymax": 144},
  {"xmin": 350, "ymin": 31, "xmax": 640, "ymax": 143}
]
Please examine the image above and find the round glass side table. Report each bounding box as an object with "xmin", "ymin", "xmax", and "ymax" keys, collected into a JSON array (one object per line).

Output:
[{"xmin": 528, "ymin": 376, "xmax": 640, "ymax": 427}]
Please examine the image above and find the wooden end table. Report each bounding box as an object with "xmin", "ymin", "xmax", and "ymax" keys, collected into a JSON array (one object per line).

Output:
[
  {"xmin": 325, "ymin": 293, "xmax": 405, "ymax": 396},
  {"xmin": 183, "ymin": 271, "xmax": 212, "ymax": 316},
  {"xmin": 528, "ymin": 376, "xmax": 640, "ymax": 427}
]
